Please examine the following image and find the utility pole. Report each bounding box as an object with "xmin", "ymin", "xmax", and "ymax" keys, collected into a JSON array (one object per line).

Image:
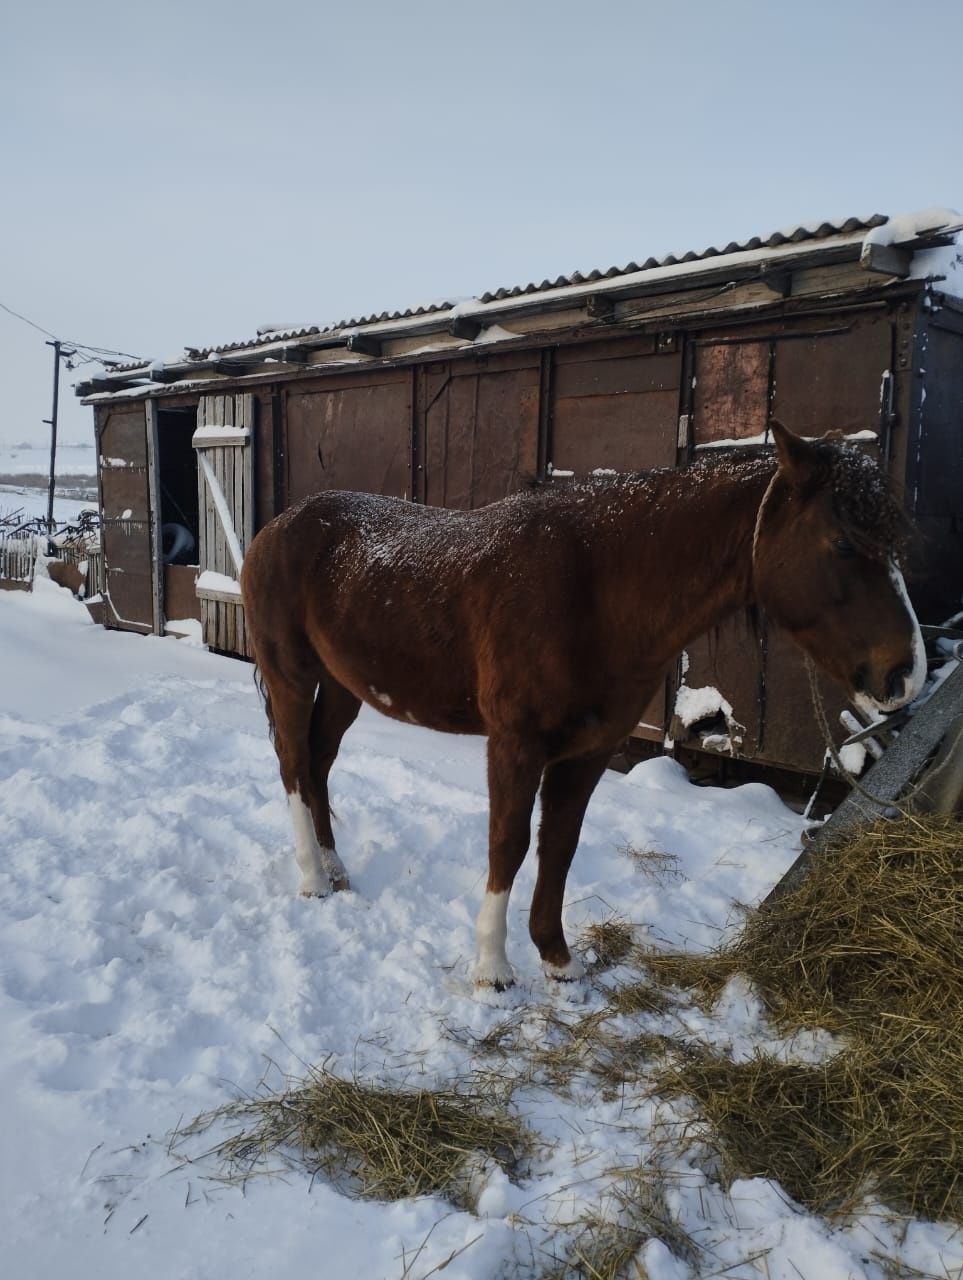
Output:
[{"xmin": 43, "ymin": 339, "xmax": 74, "ymax": 540}]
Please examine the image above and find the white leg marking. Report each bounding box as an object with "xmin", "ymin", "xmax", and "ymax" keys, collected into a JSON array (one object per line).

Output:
[
  {"xmin": 472, "ymin": 890, "xmax": 515, "ymax": 989},
  {"xmin": 288, "ymin": 792, "xmax": 333, "ymax": 898},
  {"xmin": 543, "ymin": 954, "xmax": 586, "ymax": 983}
]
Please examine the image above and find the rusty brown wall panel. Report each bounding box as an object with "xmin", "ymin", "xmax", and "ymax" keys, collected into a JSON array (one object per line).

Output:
[
  {"xmin": 100, "ymin": 521, "xmax": 153, "ymax": 575},
  {"xmin": 285, "ymin": 374, "xmax": 412, "ymax": 505},
  {"xmin": 637, "ymin": 684, "xmax": 666, "ymax": 737},
  {"xmin": 551, "ymin": 345, "xmax": 681, "ymax": 476},
  {"xmin": 425, "ymin": 364, "xmax": 539, "ymax": 509},
  {"xmin": 760, "ymin": 628, "xmax": 849, "ymax": 774},
  {"xmin": 555, "ymin": 334, "xmax": 657, "ymax": 364},
  {"xmin": 553, "ymin": 350, "xmax": 680, "ymax": 399},
  {"xmin": 693, "ymin": 341, "xmax": 770, "ymax": 443},
  {"xmin": 552, "ymin": 388, "xmax": 680, "ymax": 474},
  {"xmin": 772, "ymin": 312, "xmax": 892, "ymax": 436},
  {"xmin": 164, "ymin": 564, "xmax": 201, "ymax": 622},
  {"xmin": 103, "ymin": 571, "xmax": 153, "ymax": 633},
  {"xmin": 100, "ymin": 470, "xmax": 150, "ymax": 521},
  {"xmin": 100, "ymin": 407, "xmax": 148, "ymax": 467}
]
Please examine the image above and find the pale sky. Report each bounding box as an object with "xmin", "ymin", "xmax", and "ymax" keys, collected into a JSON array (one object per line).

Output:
[{"xmin": 2, "ymin": 0, "xmax": 961, "ymax": 447}]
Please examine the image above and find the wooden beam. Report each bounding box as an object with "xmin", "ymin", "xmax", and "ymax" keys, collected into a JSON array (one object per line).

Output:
[
  {"xmin": 145, "ymin": 401, "xmax": 164, "ymax": 637},
  {"xmin": 759, "ymin": 270, "xmax": 793, "ymax": 298},
  {"xmin": 277, "ymin": 345, "xmax": 311, "ymax": 365},
  {"xmin": 208, "ymin": 354, "xmax": 254, "ymax": 377},
  {"xmin": 76, "ymin": 374, "xmax": 146, "ymax": 394},
  {"xmin": 147, "ymin": 363, "xmax": 182, "ymax": 384},
  {"xmin": 860, "ymin": 241, "xmax": 912, "ymax": 279},
  {"xmin": 346, "ymin": 333, "xmax": 382, "ymax": 357},
  {"xmin": 449, "ymin": 315, "xmax": 482, "ymax": 341},
  {"xmin": 586, "ymin": 295, "xmax": 615, "ymax": 320}
]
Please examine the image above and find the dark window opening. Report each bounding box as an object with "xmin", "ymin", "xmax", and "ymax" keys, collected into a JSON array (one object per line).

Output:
[{"xmin": 157, "ymin": 409, "xmax": 199, "ymax": 565}]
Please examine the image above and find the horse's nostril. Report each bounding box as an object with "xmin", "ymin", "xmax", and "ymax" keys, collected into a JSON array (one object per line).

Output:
[{"xmin": 887, "ymin": 665, "xmax": 912, "ymax": 702}]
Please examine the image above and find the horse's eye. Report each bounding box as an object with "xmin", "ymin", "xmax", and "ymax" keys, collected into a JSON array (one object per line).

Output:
[{"xmin": 833, "ymin": 538, "xmax": 857, "ymax": 558}]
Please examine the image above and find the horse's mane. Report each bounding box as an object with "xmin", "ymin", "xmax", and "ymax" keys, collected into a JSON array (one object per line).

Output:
[
  {"xmin": 808, "ymin": 438, "xmax": 910, "ymax": 561},
  {"xmin": 534, "ymin": 438, "xmax": 908, "ymax": 561}
]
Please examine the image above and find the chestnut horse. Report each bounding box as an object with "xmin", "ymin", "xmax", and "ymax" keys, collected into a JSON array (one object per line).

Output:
[{"xmin": 240, "ymin": 422, "xmax": 925, "ymax": 989}]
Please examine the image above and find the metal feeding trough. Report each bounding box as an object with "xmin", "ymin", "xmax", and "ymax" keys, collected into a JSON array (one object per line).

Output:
[{"xmin": 768, "ymin": 629, "xmax": 963, "ymax": 902}]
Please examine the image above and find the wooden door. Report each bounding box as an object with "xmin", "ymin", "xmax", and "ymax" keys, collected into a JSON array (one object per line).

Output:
[
  {"xmin": 97, "ymin": 403, "xmax": 157, "ymax": 634},
  {"xmin": 192, "ymin": 394, "xmax": 255, "ymax": 656}
]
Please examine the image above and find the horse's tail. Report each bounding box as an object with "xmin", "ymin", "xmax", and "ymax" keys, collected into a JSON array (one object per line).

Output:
[{"xmin": 253, "ymin": 665, "xmax": 278, "ymax": 745}]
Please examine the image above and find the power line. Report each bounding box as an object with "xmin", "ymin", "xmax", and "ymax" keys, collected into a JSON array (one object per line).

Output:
[
  {"xmin": 0, "ymin": 299, "xmax": 59, "ymax": 341},
  {"xmin": 0, "ymin": 296, "xmax": 145, "ymax": 363}
]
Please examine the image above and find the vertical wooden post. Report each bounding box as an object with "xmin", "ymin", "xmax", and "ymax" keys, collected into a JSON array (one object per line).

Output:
[{"xmin": 145, "ymin": 400, "xmax": 164, "ymax": 636}]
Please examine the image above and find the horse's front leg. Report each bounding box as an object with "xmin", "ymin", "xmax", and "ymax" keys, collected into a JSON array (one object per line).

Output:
[
  {"xmin": 473, "ymin": 733, "xmax": 544, "ymax": 990},
  {"xmin": 530, "ymin": 751, "xmax": 610, "ymax": 980}
]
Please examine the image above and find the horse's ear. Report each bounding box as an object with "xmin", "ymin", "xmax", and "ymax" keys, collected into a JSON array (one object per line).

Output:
[{"xmin": 770, "ymin": 419, "xmax": 822, "ymax": 489}]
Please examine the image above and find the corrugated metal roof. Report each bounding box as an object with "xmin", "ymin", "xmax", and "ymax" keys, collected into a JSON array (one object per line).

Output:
[
  {"xmin": 85, "ymin": 211, "xmax": 962, "ymax": 383},
  {"xmin": 184, "ymin": 325, "xmax": 322, "ymax": 359},
  {"xmin": 476, "ymin": 215, "xmax": 888, "ymax": 303},
  {"xmin": 175, "ymin": 215, "xmax": 890, "ymax": 357}
]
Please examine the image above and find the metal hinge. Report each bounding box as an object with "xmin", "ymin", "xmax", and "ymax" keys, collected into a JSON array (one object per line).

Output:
[{"xmin": 677, "ymin": 414, "xmax": 690, "ymax": 448}]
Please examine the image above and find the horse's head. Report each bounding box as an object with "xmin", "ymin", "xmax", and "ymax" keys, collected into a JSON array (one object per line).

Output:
[{"xmin": 752, "ymin": 421, "xmax": 926, "ymax": 715}]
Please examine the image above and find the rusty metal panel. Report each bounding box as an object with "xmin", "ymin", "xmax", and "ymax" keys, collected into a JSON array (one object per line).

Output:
[
  {"xmin": 693, "ymin": 341, "xmax": 770, "ymax": 444},
  {"xmin": 759, "ymin": 628, "xmax": 849, "ymax": 774},
  {"xmin": 551, "ymin": 346, "xmax": 681, "ymax": 474},
  {"xmin": 98, "ymin": 406, "xmax": 154, "ymax": 633},
  {"xmin": 424, "ymin": 361, "xmax": 540, "ymax": 509},
  {"xmin": 99, "ymin": 409, "xmax": 148, "ymax": 468},
  {"xmin": 100, "ymin": 469, "xmax": 150, "ymax": 521},
  {"xmin": 772, "ymin": 312, "xmax": 892, "ymax": 436},
  {"xmin": 285, "ymin": 372, "xmax": 411, "ymax": 505}
]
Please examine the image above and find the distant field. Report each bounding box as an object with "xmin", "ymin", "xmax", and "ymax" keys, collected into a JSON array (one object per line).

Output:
[
  {"xmin": 0, "ymin": 443, "xmax": 98, "ymax": 520},
  {"xmin": 0, "ymin": 442, "xmax": 97, "ymax": 477}
]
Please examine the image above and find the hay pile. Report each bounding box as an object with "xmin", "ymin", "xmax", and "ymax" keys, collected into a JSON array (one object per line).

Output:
[
  {"xmin": 176, "ymin": 1063, "xmax": 532, "ymax": 1209},
  {"xmin": 657, "ymin": 815, "xmax": 963, "ymax": 1220}
]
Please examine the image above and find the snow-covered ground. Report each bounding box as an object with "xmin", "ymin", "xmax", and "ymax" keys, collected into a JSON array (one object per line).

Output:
[
  {"xmin": 1, "ymin": 581, "xmax": 961, "ymax": 1280},
  {"xmin": 0, "ymin": 484, "xmax": 94, "ymax": 525}
]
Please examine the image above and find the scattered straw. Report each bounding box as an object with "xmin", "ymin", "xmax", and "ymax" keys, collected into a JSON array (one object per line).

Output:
[
  {"xmin": 539, "ymin": 1164, "xmax": 701, "ymax": 1280},
  {"xmin": 579, "ymin": 918, "xmax": 636, "ymax": 970},
  {"xmin": 617, "ymin": 844, "xmax": 683, "ymax": 885},
  {"xmin": 175, "ymin": 1064, "xmax": 533, "ymax": 1209},
  {"xmin": 656, "ymin": 815, "xmax": 963, "ymax": 1221}
]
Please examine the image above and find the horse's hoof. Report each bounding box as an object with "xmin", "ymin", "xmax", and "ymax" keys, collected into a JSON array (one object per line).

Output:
[
  {"xmin": 298, "ymin": 883, "xmax": 331, "ymax": 899},
  {"xmin": 331, "ymin": 876, "xmax": 351, "ymax": 893},
  {"xmin": 543, "ymin": 955, "xmax": 586, "ymax": 983},
  {"xmin": 472, "ymin": 961, "xmax": 517, "ymax": 992},
  {"xmin": 474, "ymin": 976, "xmax": 516, "ymax": 994}
]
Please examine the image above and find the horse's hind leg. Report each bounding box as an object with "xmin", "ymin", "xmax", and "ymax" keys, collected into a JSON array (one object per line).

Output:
[
  {"xmin": 474, "ymin": 732, "xmax": 544, "ymax": 990},
  {"xmin": 306, "ymin": 671, "xmax": 362, "ymax": 892},
  {"xmin": 257, "ymin": 656, "xmax": 337, "ymax": 898},
  {"xmin": 530, "ymin": 752, "xmax": 609, "ymax": 980}
]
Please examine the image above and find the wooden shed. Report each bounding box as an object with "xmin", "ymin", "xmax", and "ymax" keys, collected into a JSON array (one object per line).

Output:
[{"xmin": 77, "ymin": 208, "xmax": 963, "ymax": 781}]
